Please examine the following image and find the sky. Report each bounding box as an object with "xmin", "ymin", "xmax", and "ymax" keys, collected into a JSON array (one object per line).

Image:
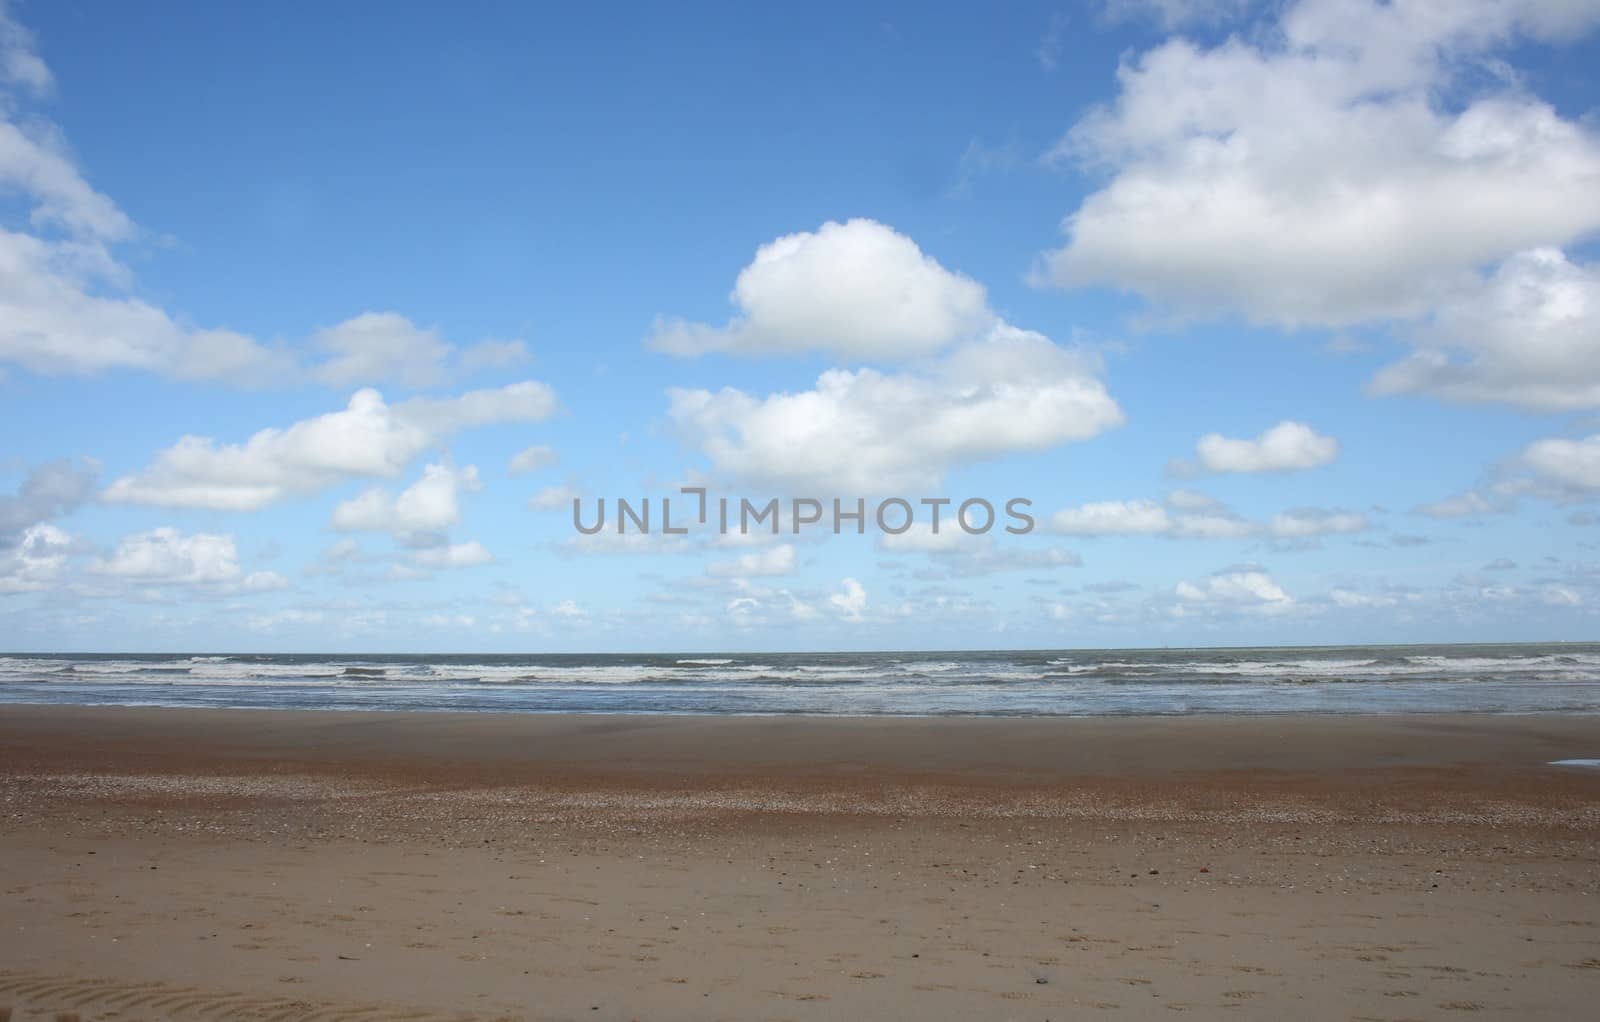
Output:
[{"xmin": 2, "ymin": 0, "xmax": 1600, "ymax": 653}]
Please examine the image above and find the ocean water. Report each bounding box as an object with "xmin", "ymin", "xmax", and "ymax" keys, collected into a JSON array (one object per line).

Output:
[{"xmin": 2, "ymin": 643, "xmax": 1599, "ymax": 716}]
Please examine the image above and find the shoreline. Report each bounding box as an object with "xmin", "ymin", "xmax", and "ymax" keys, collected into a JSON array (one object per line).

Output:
[{"xmin": 6, "ymin": 704, "xmax": 1600, "ymax": 781}]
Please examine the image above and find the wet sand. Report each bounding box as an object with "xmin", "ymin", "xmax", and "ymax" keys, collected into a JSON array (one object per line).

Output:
[{"xmin": 2, "ymin": 706, "xmax": 1599, "ymax": 1019}]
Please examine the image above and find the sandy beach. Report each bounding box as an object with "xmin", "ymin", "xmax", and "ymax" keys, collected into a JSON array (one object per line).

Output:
[{"xmin": 3, "ymin": 707, "xmax": 1599, "ymax": 1020}]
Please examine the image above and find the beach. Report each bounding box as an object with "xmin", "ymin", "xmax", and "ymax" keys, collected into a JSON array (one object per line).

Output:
[{"xmin": 2, "ymin": 707, "xmax": 1599, "ymax": 1020}]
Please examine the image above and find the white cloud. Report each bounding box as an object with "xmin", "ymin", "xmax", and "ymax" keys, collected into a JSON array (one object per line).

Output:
[
  {"xmin": 1266, "ymin": 508, "xmax": 1367, "ymax": 538},
  {"xmin": 0, "ymin": 522, "xmax": 72, "ymax": 593},
  {"xmin": 649, "ymin": 219, "xmax": 993, "ymax": 360},
  {"xmin": 92, "ymin": 528, "xmax": 243, "ymax": 583},
  {"xmin": 104, "ymin": 382, "xmax": 556, "ymax": 510},
  {"xmin": 1050, "ymin": 499, "xmax": 1173, "ymax": 536},
  {"xmin": 669, "ymin": 324, "xmax": 1122, "ymax": 492},
  {"xmin": 393, "ymin": 380, "xmax": 559, "ymax": 435},
  {"xmin": 411, "ymin": 540, "xmax": 492, "ymax": 569},
  {"xmin": 0, "ymin": 20, "xmax": 294, "ymax": 385},
  {"xmin": 553, "ymin": 599, "xmax": 586, "ymax": 619},
  {"xmin": 311, "ymin": 312, "xmax": 452, "ymax": 387},
  {"xmin": 706, "ymin": 543, "xmax": 798, "ymax": 578},
  {"xmin": 86, "ymin": 526, "xmax": 284, "ymax": 592},
  {"xmin": 0, "ymin": 227, "xmax": 293, "ymax": 383},
  {"xmin": 1370, "ymin": 248, "xmax": 1600, "ymax": 410},
  {"xmin": 1183, "ymin": 421, "xmax": 1339, "ymax": 475},
  {"xmin": 0, "ymin": 17, "xmax": 523, "ymax": 388},
  {"xmin": 1176, "ymin": 569, "xmax": 1291, "ymax": 605},
  {"xmin": 1038, "ymin": 0, "xmax": 1600, "ymax": 328},
  {"xmin": 829, "ymin": 577, "xmax": 868, "ymax": 619},
  {"xmin": 1521, "ymin": 434, "xmax": 1600, "ymax": 491},
  {"xmin": 509, "ymin": 444, "xmax": 558, "ymax": 474},
  {"xmin": 1, "ymin": 4, "xmax": 53, "ymax": 93},
  {"xmin": 332, "ymin": 463, "xmax": 481, "ymax": 535},
  {"xmin": 1328, "ymin": 587, "xmax": 1400, "ymax": 609}
]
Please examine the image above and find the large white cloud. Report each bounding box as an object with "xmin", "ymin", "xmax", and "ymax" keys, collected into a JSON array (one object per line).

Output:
[
  {"xmin": 1180, "ymin": 420, "xmax": 1339, "ymax": 475},
  {"xmin": 1371, "ymin": 248, "xmax": 1600, "ymax": 410},
  {"xmin": 103, "ymin": 382, "xmax": 556, "ymax": 510},
  {"xmin": 649, "ymin": 219, "xmax": 994, "ymax": 360},
  {"xmin": 1038, "ymin": 0, "xmax": 1600, "ymax": 330},
  {"xmin": 668, "ymin": 324, "xmax": 1123, "ymax": 492}
]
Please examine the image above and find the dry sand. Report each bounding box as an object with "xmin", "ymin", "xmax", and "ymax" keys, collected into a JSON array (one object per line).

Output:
[{"xmin": 2, "ymin": 706, "xmax": 1599, "ymax": 1020}]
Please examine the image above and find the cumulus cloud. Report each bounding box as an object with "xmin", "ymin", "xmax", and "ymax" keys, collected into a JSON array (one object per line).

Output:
[
  {"xmin": 88, "ymin": 526, "xmax": 285, "ymax": 591},
  {"xmin": 1371, "ymin": 248, "xmax": 1600, "ymax": 410},
  {"xmin": 706, "ymin": 543, "xmax": 798, "ymax": 578},
  {"xmin": 332, "ymin": 463, "xmax": 481, "ymax": 535},
  {"xmin": 0, "ymin": 522, "xmax": 72, "ymax": 593},
  {"xmin": 1175, "ymin": 421, "xmax": 1339, "ymax": 475},
  {"xmin": 1038, "ymin": 0, "xmax": 1600, "ymax": 331},
  {"xmin": 1520, "ymin": 434, "xmax": 1600, "ymax": 492},
  {"xmin": 103, "ymin": 383, "xmax": 556, "ymax": 510},
  {"xmin": 649, "ymin": 219, "xmax": 993, "ymax": 360},
  {"xmin": 669, "ymin": 324, "xmax": 1122, "ymax": 492}
]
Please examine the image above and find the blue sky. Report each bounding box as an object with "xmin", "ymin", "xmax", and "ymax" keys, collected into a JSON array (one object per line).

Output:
[{"xmin": 3, "ymin": 0, "xmax": 1600, "ymax": 652}]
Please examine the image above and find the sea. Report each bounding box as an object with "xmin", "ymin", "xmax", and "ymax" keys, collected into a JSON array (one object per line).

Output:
[{"xmin": 1, "ymin": 643, "xmax": 1599, "ymax": 716}]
